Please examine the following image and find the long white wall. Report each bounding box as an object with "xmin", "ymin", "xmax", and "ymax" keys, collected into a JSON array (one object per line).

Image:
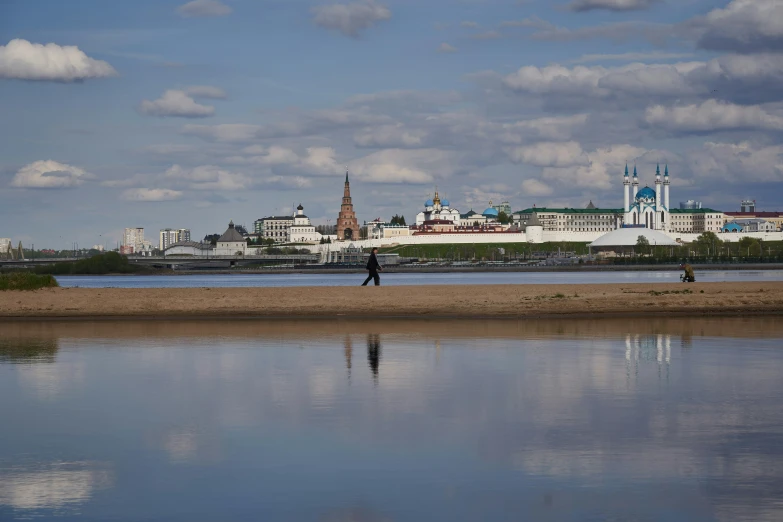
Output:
[{"xmin": 673, "ymin": 231, "xmax": 783, "ymax": 244}]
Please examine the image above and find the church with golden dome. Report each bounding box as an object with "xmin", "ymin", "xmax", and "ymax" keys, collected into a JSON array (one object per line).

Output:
[{"xmin": 415, "ymin": 191, "xmax": 461, "ymax": 225}]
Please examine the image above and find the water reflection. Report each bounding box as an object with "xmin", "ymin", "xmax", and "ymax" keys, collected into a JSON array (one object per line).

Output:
[
  {"xmin": 0, "ymin": 338, "xmax": 59, "ymax": 364},
  {"xmin": 0, "ymin": 462, "xmax": 112, "ymax": 512},
  {"xmin": 0, "ymin": 318, "xmax": 781, "ymax": 521},
  {"xmin": 367, "ymin": 334, "xmax": 381, "ymax": 382}
]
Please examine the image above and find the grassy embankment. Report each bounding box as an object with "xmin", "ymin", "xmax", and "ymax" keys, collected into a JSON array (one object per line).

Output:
[
  {"xmin": 0, "ymin": 273, "xmax": 59, "ymax": 291},
  {"xmin": 377, "ymin": 242, "xmax": 590, "ymax": 260}
]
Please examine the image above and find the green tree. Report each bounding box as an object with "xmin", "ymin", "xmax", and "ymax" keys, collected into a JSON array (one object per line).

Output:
[
  {"xmin": 693, "ymin": 232, "xmax": 723, "ymax": 256},
  {"xmin": 497, "ymin": 211, "xmax": 510, "ymax": 225},
  {"xmin": 204, "ymin": 234, "xmax": 220, "ymax": 246},
  {"xmin": 389, "ymin": 214, "xmax": 407, "ymax": 226},
  {"xmin": 635, "ymin": 235, "xmax": 650, "ymax": 256},
  {"xmin": 738, "ymin": 237, "xmax": 762, "ymax": 256}
]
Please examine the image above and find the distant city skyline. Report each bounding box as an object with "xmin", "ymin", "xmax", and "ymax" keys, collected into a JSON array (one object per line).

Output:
[{"xmin": 2, "ymin": 0, "xmax": 782, "ymax": 247}]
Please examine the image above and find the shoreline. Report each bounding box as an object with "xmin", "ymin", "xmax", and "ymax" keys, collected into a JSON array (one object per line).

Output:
[{"xmin": 2, "ymin": 282, "xmax": 782, "ymax": 320}]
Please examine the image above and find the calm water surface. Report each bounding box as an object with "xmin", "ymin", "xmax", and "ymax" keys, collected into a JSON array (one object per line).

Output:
[
  {"xmin": 56, "ymin": 269, "xmax": 783, "ymax": 288},
  {"xmin": 1, "ymin": 317, "xmax": 782, "ymax": 521}
]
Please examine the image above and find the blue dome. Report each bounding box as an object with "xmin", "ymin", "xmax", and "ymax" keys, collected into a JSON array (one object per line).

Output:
[
  {"xmin": 636, "ymin": 187, "xmax": 656, "ymax": 201},
  {"xmin": 425, "ymin": 199, "xmax": 434, "ymax": 207},
  {"xmin": 441, "ymin": 199, "xmax": 450, "ymax": 207},
  {"xmin": 482, "ymin": 207, "xmax": 499, "ymax": 217}
]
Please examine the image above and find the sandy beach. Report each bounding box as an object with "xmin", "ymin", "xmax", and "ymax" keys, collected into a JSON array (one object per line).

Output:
[{"xmin": 1, "ymin": 282, "xmax": 782, "ymax": 319}]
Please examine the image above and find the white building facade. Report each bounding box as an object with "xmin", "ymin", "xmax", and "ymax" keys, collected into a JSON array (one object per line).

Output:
[
  {"xmin": 289, "ymin": 204, "xmax": 321, "ymax": 243},
  {"xmin": 262, "ymin": 216, "xmax": 294, "ymax": 243}
]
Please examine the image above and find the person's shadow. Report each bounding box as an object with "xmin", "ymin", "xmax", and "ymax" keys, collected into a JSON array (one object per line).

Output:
[{"xmin": 367, "ymin": 334, "xmax": 381, "ymax": 383}]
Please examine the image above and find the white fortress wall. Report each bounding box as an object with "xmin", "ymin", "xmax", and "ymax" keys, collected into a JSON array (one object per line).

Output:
[{"xmin": 672, "ymin": 232, "xmax": 783, "ymax": 243}]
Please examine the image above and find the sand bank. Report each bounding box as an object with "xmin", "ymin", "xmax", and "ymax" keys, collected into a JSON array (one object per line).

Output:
[{"xmin": 1, "ymin": 282, "xmax": 782, "ymax": 320}]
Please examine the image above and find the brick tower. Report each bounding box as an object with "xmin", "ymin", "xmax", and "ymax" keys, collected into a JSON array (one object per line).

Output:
[{"xmin": 337, "ymin": 169, "xmax": 360, "ymax": 241}]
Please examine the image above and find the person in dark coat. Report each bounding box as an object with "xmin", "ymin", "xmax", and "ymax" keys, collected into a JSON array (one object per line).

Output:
[{"xmin": 361, "ymin": 247, "xmax": 382, "ymax": 286}]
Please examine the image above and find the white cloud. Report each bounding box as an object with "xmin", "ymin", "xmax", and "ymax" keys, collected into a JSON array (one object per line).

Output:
[
  {"xmin": 697, "ymin": 0, "xmax": 783, "ymax": 53},
  {"xmin": 460, "ymin": 21, "xmax": 478, "ymax": 28},
  {"xmin": 140, "ymin": 90, "xmax": 215, "ymax": 118},
  {"xmin": 177, "ymin": 0, "xmax": 232, "ymax": 18},
  {"xmin": 645, "ymin": 100, "xmax": 783, "ymax": 133},
  {"xmin": 354, "ymin": 124, "xmax": 425, "ymax": 148},
  {"xmin": 0, "ymin": 39, "xmax": 116, "ymax": 82},
  {"xmin": 541, "ymin": 144, "xmax": 648, "ymax": 189},
  {"xmin": 349, "ymin": 149, "xmax": 461, "ymax": 184},
  {"xmin": 181, "ymin": 123, "xmax": 261, "ymax": 142},
  {"xmin": 689, "ymin": 142, "xmax": 783, "ymax": 183},
  {"xmin": 498, "ymin": 115, "xmax": 589, "ymax": 143},
  {"xmin": 507, "ymin": 141, "xmax": 588, "ymax": 168},
  {"xmin": 437, "ymin": 43, "xmax": 458, "ymax": 53},
  {"xmin": 185, "ymin": 85, "xmax": 226, "ymax": 99},
  {"xmin": 312, "ymin": 0, "xmax": 391, "ymax": 38},
  {"xmin": 164, "ymin": 164, "xmax": 251, "ymax": 190},
  {"xmin": 521, "ymin": 179, "xmax": 554, "ymax": 197},
  {"xmin": 568, "ymin": 0, "xmax": 660, "ymax": 12},
  {"xmin": 10, "ymin": 160, "xmax": 93, "ymax": 188},
  {"xmin": 121, "ymin": 188, "xmax": 183, "ymax": 201}
]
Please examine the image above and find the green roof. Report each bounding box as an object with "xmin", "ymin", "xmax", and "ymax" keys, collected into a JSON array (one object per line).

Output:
[
  {"xmin": 514, "ymin": 208, "xmax": 624, "ymax": 215},
  {"xmin": 669, "ymin": 208, "xmax": 721, "ymax": 214}
]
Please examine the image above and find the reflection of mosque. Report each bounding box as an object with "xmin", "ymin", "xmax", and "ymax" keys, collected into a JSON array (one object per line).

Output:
[
  {"xmin": 0, "ymin": 338, "xmax": 59, "ymax": 363},
  {"xmin": 367, "ymin": 334, "xmax": 381, "ymax": 382},
  {"xmin": 343, "ymin": 334, "xmax": 382, "ymax": 383},
  {"xmin": 625, "ymin": 334, "xmax": 671, "ymax": 383}
]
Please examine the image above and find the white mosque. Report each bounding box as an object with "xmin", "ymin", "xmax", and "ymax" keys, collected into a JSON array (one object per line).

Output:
[
  {"xmin": 415, "ymin": 191, "xmax": 461, "ymax": 225},
  {"xmin": 623, "ymin": 163, "xmax": 670, "ymax": 232}
]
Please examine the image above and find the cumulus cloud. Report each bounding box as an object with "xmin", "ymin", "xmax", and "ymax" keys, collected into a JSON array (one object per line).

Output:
[
  {"xmin": 507, "ymin": 141, "xmax": 588, "ymax": 168},
  {"xmin": 541, "ymin": 144, "xmax": 648, "ymax": 189},
  {"xmin": 226, "ymin": 145, "xmax": 343, "ymax": 176},
  {"xmin": 571, "ymin": 52, "xmax": 694, "ymax": 64},
  {"xmin": 165, "ymin": 164, "xmax": 251, "ymax": 190},
  {"xmin": 0, "ymin": 39, "xmax": 117, "ymax": 82},
  {"xmin": 140, "ymin": 90, "xmax": 215, "ymax": 118},
  {"xmin": 349, "ymin": 149, "xmax": 466, "ymax": 184},
  {"xmin": 10, "ymin": 160, "xmax": 93, "ymax": 188},
  {"xmin": 498, "ymin": 115, "xmax": 589, "ymax": 143},
  {"xmin": 354, "ymin": 124, "xmax": 426, "ymax": 148},
  {"xmin": 502, "ymin": 55, "xmax": 783, "ymax": 106},
  {"xmin": 121, "ymin": 188, "xmax": 183, "ymax": 201},
  {"xmin": 696, "ymin": 0, "xmax": 783, "ymax": 53},
  {"xmin": 181, "ymin": 123, "xmax": 261, "ymax": 142},
  {"xmin": 177, "ymin": 0, "xmax": 232, "ymax": 18},
  {"xmin": 645, "ymin": 100, "xmax": 783, "ymax": 133},
  {"xmin": 521, "ymin": 178, "xmax": 554, "ymax": 196},
  {"xmin": 312, "ymin": 0, "xmax": 391, "ymax": 38},
  {"xmin": 568, "ymin": 0, "xmax": 660, "ymax": 12},
  {"xmin": 689, "ymin": 142, "xmax": 783, "ymax": 183},
  {"xmin": 437, "ymin": 43, "xmax": 458, "ymax": 53}
]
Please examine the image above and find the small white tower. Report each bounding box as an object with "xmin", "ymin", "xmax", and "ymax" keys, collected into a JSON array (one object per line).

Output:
[
  {"xmin": 655, "ymin": 164, "xmax": 662, "ymax": 228},
  {"xmin": 623, "ymin": 164, "xmax": 630, "ymax": 213},
  {"xmin": 663, "ymin": 164, "xmax": 670, "ymax": 212},
  {"xmin": 632, "ymin": 165, "xmax": 639, "ymax": 199}
]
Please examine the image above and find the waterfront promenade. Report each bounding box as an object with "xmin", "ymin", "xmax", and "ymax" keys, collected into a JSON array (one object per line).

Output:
[{"xmin": 2, "ymin": 282, "xmax": 782, "ymax": 319}]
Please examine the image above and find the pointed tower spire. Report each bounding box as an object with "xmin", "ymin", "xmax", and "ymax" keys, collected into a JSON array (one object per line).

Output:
[
  {"xmin": 656, "ymin": 163, "xmax": 660, "ymax": 175},
  {"xmin": 345, "ymin": 167, "xmax": 349, "ymax": 184},
  {"xmin": 624, "ymin": 163, "xmax": 629, "ymax": 177},
  {"xmin": 633, "ymin": 165, "xmax": 638, "ymax": 177},
  {"xmin": 664, "ymin": 164, "xmax": 669, "ymax": 176}
]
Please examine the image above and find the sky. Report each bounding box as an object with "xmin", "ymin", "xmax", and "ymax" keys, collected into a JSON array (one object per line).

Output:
[{"xmin": 1, "ymin": 0, "xmax": 783, "ymax": 248}]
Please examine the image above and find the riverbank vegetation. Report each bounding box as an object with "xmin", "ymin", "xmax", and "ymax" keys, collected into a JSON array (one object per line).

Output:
[
  {"xmin": 0, "ymin": 273, "xmax": 59, "ymax": 291},
  {"xmin": 32, "ymin": 252, "xmax": 151, "ymax": 275}
]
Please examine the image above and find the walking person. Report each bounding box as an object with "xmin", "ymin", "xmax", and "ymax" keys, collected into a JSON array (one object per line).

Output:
[{"xmin": 361, "ymin": 247, "xmax": 383, "ymax": 286}]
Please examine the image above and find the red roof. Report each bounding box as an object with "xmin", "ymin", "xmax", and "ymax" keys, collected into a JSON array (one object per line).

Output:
[{"xmin": 725, "ymin": 212, "xmax": 783, "ymax": 218}]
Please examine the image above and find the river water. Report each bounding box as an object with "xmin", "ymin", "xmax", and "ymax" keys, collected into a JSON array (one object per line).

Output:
[
  {"xmin": 56, "ymin": 269, "xmax": 783, "ymax": 288},
  {"xmin": 1, "ymin": 317, "xmax": 782, "ymax": 521}
]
